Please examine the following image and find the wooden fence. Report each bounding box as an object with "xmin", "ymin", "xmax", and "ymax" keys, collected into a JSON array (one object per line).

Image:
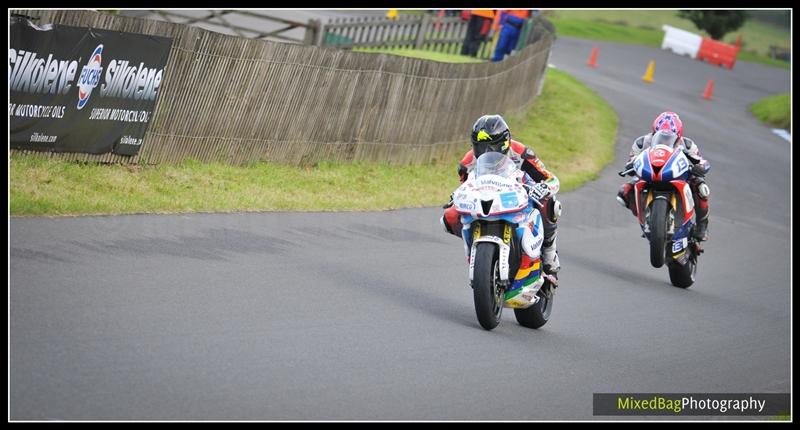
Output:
[
  {"xmin": 320, "ymin": 14, "xmax": 496, "ymax": 59},
  {"xmin": 318, "ymin": 13, "xmax": 555, "ymax": 60},
  {"xmin": 11, "ymin": 10, "xmax": 554, "ymax": 166}
]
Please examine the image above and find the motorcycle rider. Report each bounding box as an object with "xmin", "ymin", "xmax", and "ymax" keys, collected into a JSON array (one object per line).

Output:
[
  {"xmin": 441, "ymin": 114, "xmax": 563, "ymax": 274},
  {"xmin": 616, "ymin": 111, "xmax": 711, "ymax": 241}
]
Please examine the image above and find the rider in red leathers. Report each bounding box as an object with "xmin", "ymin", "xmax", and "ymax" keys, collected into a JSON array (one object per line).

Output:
[{"xmin": 441, "ymin": 114, "xmax": 562, "ymax": 274}]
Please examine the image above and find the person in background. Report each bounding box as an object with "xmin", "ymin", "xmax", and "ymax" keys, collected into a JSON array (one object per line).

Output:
[
  {"xmin": 492, "ymin": 9, "xmax": 531, "ymax": 62},
  {"xmin": 461, "ymin": 9, "xmax": 495, "ymax": 57}
]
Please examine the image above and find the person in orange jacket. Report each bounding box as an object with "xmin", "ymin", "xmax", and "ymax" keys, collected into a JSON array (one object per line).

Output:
[
  {"xmin": 461, "ymin": 9, "xmax": 495, "ymax": 57},
  {"xmin": 492, "ymin": 9, "xmax": 531, "ymax": 61}
]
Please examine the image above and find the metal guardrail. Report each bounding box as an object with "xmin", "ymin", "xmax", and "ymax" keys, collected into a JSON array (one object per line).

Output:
[
  {"xmin": 10, "ymin": 12, "xmax": 39, "ymax": 21},
  {"xmin": 147, "ymin": 10, "xmax": 318, "ymax": 44},
  {"xmin": 768, "ymin": 45, "xmax": 790, "ymax": 62}
]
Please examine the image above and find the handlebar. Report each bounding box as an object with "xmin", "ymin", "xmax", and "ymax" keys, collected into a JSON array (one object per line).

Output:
[
  {"xmin": 618, "ymin": 161, "xmax": 636, "ymax": 176},
  {"xmin": 618, "ymin": 168, "xmax": 635, "ymax": 177}
]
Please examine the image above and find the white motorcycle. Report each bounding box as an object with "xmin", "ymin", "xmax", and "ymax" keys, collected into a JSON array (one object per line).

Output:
[{"xmin": 451, "ymin": 152, "xmax": 558, "ymax": 330}]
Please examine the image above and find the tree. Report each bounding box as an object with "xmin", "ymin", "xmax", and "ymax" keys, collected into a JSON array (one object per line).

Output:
[{"xmin": 677, "ymin": 10, "xmax": 748, "ymax": 40}]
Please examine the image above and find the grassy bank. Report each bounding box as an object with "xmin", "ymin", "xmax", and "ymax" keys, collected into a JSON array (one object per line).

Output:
[
  {"xmin": 11, "ymin": 67, "xmax": 617, "ymax": 216},
  {"xmin": 10, "ymin": 156, "xmax": 454, "ymax": 215},
  {"xmin": 505, "ymin": 68, "xmax": 617, "ymax": 192},
  {"xmin": 750, "ymin": 93, "xmax": 790, "ymax": 129},
  {"xmin": 548, "ymin": 17, "xmax": 664, "ymax": 47},
  {"xmin": 546, "ymin": 9, "xmax": 790, "ymax": 69}
]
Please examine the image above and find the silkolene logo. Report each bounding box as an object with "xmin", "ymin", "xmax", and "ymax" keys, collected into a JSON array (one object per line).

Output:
[{"xmin": 77, "ymin": 44, "xmax": 103, "ymax": 110}]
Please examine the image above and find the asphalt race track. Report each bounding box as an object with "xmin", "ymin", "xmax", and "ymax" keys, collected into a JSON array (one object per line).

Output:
[{"xmin": 10, "ymin": 37, "xmax": 791, "ymax": 420}]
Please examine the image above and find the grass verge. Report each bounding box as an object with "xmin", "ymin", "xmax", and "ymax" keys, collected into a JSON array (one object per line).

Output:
[
  {"xmin": 750, "ymin": 93, "xmax": 790, "ymax": 130},
  {"xmin": 10, "ymin": 68, "xmax": 617, "ymax": 216},
  {"xmin": 353, "ymin": 47, "xmax": 484, "ymax": 63},
  {"xmin": 506, "ymin": 67, "xmax": 617, "ymax": 192},
  {"xmin": 549, "ymin": 17, "xmax": 664, "ymax": 48}
]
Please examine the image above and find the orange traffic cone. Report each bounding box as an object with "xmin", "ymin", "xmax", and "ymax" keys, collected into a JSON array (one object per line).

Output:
[
  {"xmin": 702, "ymin": 79, "xmax": 714, "ymax": 100},
  {"xmin": 587, "ymin": 46, "xmax": 599, "ymax": 68}
]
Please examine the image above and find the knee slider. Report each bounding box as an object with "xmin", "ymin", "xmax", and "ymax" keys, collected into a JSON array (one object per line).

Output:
[
  {"xmin": 548, "ymin": 198, "xmax": 562, "ymax": 223},
  {"xmin": 617, "ymin": 184, "xmax": 628, "ymax": 199},
  {"xmin": 697, "ymin": 183, "xmax": 710, "ymax": 199}
]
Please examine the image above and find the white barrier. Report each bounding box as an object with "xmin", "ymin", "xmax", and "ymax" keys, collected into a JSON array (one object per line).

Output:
[{"xmin": 661, "ymin": 24, "xmax": 702, "ymax": 58}]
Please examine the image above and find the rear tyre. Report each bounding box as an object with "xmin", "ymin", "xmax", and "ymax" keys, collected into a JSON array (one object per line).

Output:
[
  {"xmin": 514, "ymin": 278, "xmax": 555, "ymax": 329},
  {"xmin": 668, "ymin": 256, "xmax": 696, "ymax": 288}
]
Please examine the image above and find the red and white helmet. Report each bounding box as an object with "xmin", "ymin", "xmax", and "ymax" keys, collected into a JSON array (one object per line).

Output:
[{"xmin": 651, "ymin": 111, "xmax": 683, "ymax": 139}]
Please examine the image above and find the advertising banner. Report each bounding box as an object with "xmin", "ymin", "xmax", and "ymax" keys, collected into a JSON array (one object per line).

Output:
[{"xmin": 10, "ymin": 17, "xmax": 172, "ymax": 156}]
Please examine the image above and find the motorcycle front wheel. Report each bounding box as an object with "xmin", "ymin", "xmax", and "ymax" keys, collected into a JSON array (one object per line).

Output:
[
  {"xmin": 649, "ymin": 198, "xmax": 669, "ymax": 268},
  {"xmin": 473, "ymin": 242, "xmax": 503, "ymax": 330}
]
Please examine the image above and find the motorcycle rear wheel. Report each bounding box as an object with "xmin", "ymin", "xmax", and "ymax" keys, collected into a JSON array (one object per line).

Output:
[
  {"xmin": 514, "ymin": 278, "xmax": 555, "ymax": 329},
  {"xmin": 668, "ymin": 251, "xmax": 696, "ymax": 288}
]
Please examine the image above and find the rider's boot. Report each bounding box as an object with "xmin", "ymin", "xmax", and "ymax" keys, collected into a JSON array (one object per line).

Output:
[
  {"xmin": 617, "ymin": 182, "xmax": 638, "ymax": 217},
  {"xmin": 692, "ymin": 179, "xmax": 710, "ymax": 243},
  {"xmin": 694, "ymin": 215, "xmax": 709, "ymax": 242},
  {"xmin": 541, "ymin": 229, "xmax": 560, "ymax": 274}
]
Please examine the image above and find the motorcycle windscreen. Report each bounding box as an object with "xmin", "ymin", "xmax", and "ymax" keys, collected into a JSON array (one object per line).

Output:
[
  {"xmin": 651, "ymin": 130, "xmax": 679, "ymax": 148},
  {"xmin": 475, "ymin": 152, "xmax": 517, "ymax": 178}
]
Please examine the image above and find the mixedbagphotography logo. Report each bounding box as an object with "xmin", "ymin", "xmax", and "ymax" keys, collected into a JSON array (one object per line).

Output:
[{"xmin": 593, "ymin": 393, "xmax": 791, "ymax": 417}]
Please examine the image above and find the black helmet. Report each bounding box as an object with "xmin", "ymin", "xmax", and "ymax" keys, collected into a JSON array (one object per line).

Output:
[{"xmin": 471, "ymin": 114, "xmax": 511, "ymax": 157}]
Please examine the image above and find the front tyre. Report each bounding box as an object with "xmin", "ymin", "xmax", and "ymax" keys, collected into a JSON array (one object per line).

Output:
[
  {"xmin": 649, "ymin": 198, "xmax": 669, "ymax": 268},
  {"xmin": 473, "ymin": 242, "xmax": 503, "ymax": 330}
]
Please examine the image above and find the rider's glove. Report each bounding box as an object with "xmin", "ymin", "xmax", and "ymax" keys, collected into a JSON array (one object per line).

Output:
[
  {"xmin": 691, "ymin": 163, "xmax": 707, "ymax": 177},
  {"xmin": 528, "ymin": 182, "xmax": 551, "ymax": 201}
]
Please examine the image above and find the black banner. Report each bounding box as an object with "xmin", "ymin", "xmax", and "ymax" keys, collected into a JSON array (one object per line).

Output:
[{"xmin": 9, "ymin": 17, "xmax": 172, "ymax": 156}]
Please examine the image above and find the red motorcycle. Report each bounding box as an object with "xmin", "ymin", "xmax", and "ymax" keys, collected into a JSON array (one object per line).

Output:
[{"xmin": 618, "ymin": 141, "xmax": 702, "ymax": 288}]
